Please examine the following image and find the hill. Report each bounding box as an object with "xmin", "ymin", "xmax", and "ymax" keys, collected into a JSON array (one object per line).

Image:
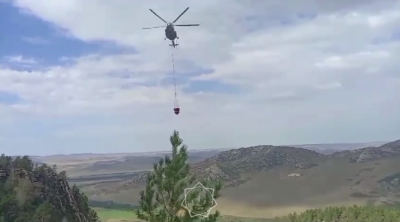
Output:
[
  {"xmin": 86, "ymin": 139, "xmax": 400, "ymax": 218},
  {"xmin": 187, "ymin": 140, "xmax": 400, "ymax": 187},
  {"xmin": 190, "ymin": 145, "xmax": 323, "ymax": 186},
  {"xmin": 118, "ymin": 145, "xmax": 323, "ymax": 188},
  {"xmin": 214, "ymin": 139, "xmax": 400, "ymax": 217},
  {"xmin": 0, "ymin": 154, "xmax": 99, "ymax": 222},
  {"xmin": 330, "ymin": 139, "xmax": 400, "ymax": 162}
]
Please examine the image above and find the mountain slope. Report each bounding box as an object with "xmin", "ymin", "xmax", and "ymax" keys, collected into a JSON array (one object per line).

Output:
[
  {"xmin": 119, "ymin": 145, "xmax": 323, "ymax": 187},
  {"xmin": 329, "ymin": 139, "xmax": 400, "ymax": 162},
  {"xmin": 190, "ymin": 145, "xmax": 323, "ymax": 186},
  {"xmin": 85, "ymin": 139, "xmax": 400, "ymax": 218}
]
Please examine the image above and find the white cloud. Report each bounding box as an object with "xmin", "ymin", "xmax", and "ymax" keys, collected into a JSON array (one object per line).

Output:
[
  {"xmin": 5, "ymin": 55, "xmax": 37, "ymax": 64},
  {"xmin": 1, "ymin": 0, "xmax": 400, "ymax": 155}
]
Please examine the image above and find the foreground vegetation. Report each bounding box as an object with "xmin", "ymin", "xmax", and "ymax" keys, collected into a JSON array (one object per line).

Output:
[
  {"xmin": 136, "ymin": 130, "xmax": 223, "ymax": 222},
  {"xmin": 276, "ymin": 205, "xmax": 400, "ymax": 222},
  {"xmin": 0, "ymin": 155, "xmax": 99, "ymax": 222},
  {"xmin": 94, "ymin": 204, "xmax": 400, "ymax": 222}
]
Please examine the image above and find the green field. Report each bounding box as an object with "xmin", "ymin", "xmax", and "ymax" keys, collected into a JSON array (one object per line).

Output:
[
  {"xmin": 93, "ymin": 208, "xmax": 276, "ymax": 222},
  {"xmin": 218, "ymin": 215, "xmax": 274, "ymax": 222},
  {"xmin": 94, "ymin": 208, "xmax": 139, "ymax": 222}
]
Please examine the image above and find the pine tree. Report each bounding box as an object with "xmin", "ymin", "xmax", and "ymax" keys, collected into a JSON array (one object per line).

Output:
[
  {"xmin": 32, "ymin": 202, "xmax": 52, "ymax": 222},
  {"xmin": 137, "ymin": 130, "xmax": 222, "ymax": 222}
]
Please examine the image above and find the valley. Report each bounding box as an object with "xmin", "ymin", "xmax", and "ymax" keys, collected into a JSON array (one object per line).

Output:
[{"xmin": 39, "ymin": 140, "xmax": 400, "ymax": 219}]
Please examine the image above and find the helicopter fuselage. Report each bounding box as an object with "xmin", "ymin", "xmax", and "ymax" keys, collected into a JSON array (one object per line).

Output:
[{"xmin": 165, "ymin": 24, "xmax": 177, "ymax": 40}]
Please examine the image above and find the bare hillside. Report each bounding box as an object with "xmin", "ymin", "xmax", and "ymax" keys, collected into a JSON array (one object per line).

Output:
[{"xmin": 329, "ymin": 139, "xmax": 400, "ymax": 162}]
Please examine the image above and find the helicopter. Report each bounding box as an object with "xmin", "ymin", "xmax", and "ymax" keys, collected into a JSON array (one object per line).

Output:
[{"xmin": 142, "ymin": 7, "xmax": 200, "ymax": 48}]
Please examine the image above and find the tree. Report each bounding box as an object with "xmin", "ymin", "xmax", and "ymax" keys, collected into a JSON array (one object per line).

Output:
[
  {"xmin": 32, "ymin": 202, "xmax": 52, "ymax": 222},
  {"xmin": 137, "ymin": 130, "xmax": 222, "ymax": 222}
]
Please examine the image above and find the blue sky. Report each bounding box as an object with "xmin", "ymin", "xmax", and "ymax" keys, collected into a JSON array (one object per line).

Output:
[
  {"xmin": 0, "ymin": 2, "xmax": 118, "ymax": 107},
  {"xmin": 1, "ymin": 3, "xmax": 99, "ymax": 63},
  {"xmin": 0, "ymin": 1, "xmax": 399, "ymax": 156},
  {"xmin": 0, "ymin": 1, "xmax": 142, "ymax": 70},
  {"xmin": 0, "ymin": 90, "xmax": 21, "ymax": 104}
]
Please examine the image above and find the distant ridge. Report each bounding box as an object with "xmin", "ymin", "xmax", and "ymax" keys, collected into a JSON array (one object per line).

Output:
[
  {"xmin": 190, "ymin": 140, "xmax": 399, "ymax": 186},
  {"xmin": 26, "ymin": 142, "xmax": 390, "ymax": 158},
  {"xmin": 289, "ymin": 141, "xmax": 387, "ymax": 149},
  {"xmin": 329, "ymin": 139, "xmax": 400, "ymax": 162},
  {"xmin": 289, "ymin": 142, "xmax": 388, "ymax": 154},
  {"xmin": 28, "ymin": 148, "xmax": 233, "ymax": 158}
]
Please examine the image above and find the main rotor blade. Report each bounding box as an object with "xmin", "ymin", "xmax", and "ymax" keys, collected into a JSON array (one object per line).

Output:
[
  {"xmin": 174, "ymin": 24, "xmax": 200, "ymax": 27},
  {"xmin": 142, "ymin": 26, "xmax": 165, "ymax": 29},
  {"xmin": 149, "ymin": 9, "xmax": 167, "ymax": 23},
  {"xmin": 173, "ymin": 7, "xmax": 189, "ymax": 23}
]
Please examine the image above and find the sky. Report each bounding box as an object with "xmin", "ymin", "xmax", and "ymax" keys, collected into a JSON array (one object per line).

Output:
[{"xmin": 0, "ymin": 0, "xmax": 399, "ymax": 156}]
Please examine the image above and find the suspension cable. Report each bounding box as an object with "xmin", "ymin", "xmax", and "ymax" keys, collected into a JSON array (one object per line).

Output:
[{"xmin": 171, "ymin": 49, "xmax": 177, "ymax": 97}]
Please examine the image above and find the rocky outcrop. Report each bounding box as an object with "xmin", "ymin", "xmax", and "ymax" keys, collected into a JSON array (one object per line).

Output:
[
  {"xmin": 197, "ymin": 146, "xmax": 322, "ymax": 171},
  {"xmin": 372, "ymin": 174, "xmax": 400, "ymax": 194},
  {"xmin": 6, "ymin": 167, "xmax": 94, "ymax": 222},
  {"xmin": 373, "ymin": 179, "xmax": 400, "ymax": 193},
  {"xmin": 355, "ymin": 148, "xmax": 386, "ymax": 163},
  {"xmin": 0, "ymin": 165, "xmax": 7, "ymax": 180}
]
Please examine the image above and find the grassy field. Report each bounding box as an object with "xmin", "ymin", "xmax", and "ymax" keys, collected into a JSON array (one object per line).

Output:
[
  {"xmin": 218, "ymin": 215, "xmax": 275, "ymax": 222},
  {"xmin": 94, "ymin": 208, "xmax": 139, "ymax": 222},
  {"xmin": 93, "ymin": 207, "xmax": 277, "ymax": 222}
]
